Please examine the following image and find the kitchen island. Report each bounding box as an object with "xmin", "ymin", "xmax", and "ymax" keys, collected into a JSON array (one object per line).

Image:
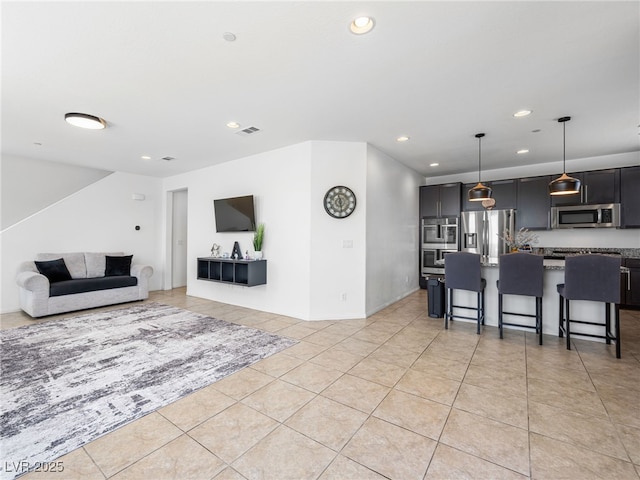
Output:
[{"xmin": 446, "ymin": 258, "xmax": 627, "ymax": 341}]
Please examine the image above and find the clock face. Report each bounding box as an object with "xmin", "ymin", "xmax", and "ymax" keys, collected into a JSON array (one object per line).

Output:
[{"xmin": 324, "ymin": 186, "xmax": 356, "ymax": 218}]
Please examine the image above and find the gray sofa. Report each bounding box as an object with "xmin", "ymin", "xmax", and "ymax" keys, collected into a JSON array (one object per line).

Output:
[{"xmin": 16, "ymin": 252, "xmax": 153, "ymax": 318}]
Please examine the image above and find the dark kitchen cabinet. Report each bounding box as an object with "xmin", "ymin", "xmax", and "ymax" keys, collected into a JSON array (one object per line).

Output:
[
  {"xmin": 516, "ymin": 176, "xmax": 551, "ymax": 230},
  {"xmin": 620, "ymin": 166, "xmax": 640, "ymax": 228},
  {"xmin": 551, "ymin": 169, "xmax": 620, "ymax": 206},
  {"xmin": 622, "ymin": 258, "xmax": 640, "ymax": 308},
  {"xmin": 420, "ymin": 183, "xmax": 461, "ymax": 218},
  {"xmin": 462, "ymin": 179, "xmax": 517, "ymax": 212}
]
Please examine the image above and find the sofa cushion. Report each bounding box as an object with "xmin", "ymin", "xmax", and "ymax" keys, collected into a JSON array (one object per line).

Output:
[
  {"xmin": 85, "ymin": 252, "xmax": 124, "ymax": 278},
  {"xmin": 36, "ymin": 253, "xmax": 86, "ymax": 279},
  {"xmin": 105, "ymin": 255, "xmax": 133, "ymax": 276},
  {"xmin": 35, "ymin": 258, "xmax": 72, "ymax": 283},
  {"xmin": 49, "ymin": 276, "xmax": 138, "ymax": 297}
]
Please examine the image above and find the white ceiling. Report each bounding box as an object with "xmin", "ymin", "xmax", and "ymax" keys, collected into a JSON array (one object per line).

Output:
[{"xmin": 2, "ymin": 1, "xmax": 639, "ymax": 179}]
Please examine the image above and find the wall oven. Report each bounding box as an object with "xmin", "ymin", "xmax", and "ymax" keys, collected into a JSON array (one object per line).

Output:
[
  {"xmin": 551, "ymin": 203, "xmax": 620, "ymax": 229},
  {"xmin": 421, "ymin": 216, "xmax": 459, "ymax": 275}
]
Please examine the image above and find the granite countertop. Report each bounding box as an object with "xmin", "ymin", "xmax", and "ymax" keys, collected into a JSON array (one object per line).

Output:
[{"xmin": 482, "ymin": 256, "xmax": 629, "ymax": 272}]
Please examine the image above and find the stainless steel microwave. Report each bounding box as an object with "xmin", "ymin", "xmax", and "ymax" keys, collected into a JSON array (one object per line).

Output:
[{"xmin": 551, "ymin": 203, "xmax": 620, "ymax": 229}]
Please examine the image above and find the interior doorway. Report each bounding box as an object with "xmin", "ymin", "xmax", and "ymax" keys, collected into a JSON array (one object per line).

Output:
[{"xmin": 169, "ymin": 189, "xmax": 188, "ymax": 288}]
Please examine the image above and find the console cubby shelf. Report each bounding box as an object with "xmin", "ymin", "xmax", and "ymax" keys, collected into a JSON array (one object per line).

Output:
[{"xmin": 197, "ymin": 257, "xmax": 267, "ymax": 287}]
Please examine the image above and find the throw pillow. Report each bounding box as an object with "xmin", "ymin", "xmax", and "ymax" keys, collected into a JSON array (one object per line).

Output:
[
  {"xmin": 105, "ymin": 255, "xmax": 133, "ymax": 276},
  {"xmin": 35, "ymin": 258, "xmax": 72, "ymax": 283}
]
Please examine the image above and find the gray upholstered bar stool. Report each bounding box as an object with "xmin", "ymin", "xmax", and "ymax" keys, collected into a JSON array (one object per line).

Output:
[
  {"xmin": 444, "ymin": 252, "xmax": 486, "ymax": 334},
  {"xmin": 557, "ymin": 254, "xmax": 622, "ymax": 358},
  {"xmin": 497, "ymin": 252, "xmax": 544, "ymax": 344}
]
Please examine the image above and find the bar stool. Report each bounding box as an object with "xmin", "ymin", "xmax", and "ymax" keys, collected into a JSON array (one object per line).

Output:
[
  {"xmin": 557, "ymin": 254, "xmax": 622, "ymax": 358},
  {"xmin": 497, "ymin": 252, "xmax": 544, "ymax": 344},
  {"xmin": 444, "ymin": 252, "xmax": 486, "ymax": 334}
]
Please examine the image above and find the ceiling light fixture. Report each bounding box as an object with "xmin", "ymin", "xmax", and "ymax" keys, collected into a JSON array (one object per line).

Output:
[
  {"xmin": 396, "ymin": 136, "xmax": 409, "ymax": 142},
  {"xmin": 468, "ymin": 133, "xmax": 492, "ymax": 202},
  {"xmin": 64, "ymin": 112, "xmax": 107, "ymax": 130},
  {"xmin": 516, "ymin": 149, "xmax": 529, "ymax": 154},
  {"xmin": 226, "ymin": 121, "xmax": 240, "ymax": 129},
  {"xmin": 430, "ymin": 163, "xmax": 439, "ymax": 167},
  {"xmin": 513, "ymin": 110, "xmax": 532, "ymax": 118},
  {"xmin": 549, "ymin": 116, "xmax": 580, "ymax": 196},
  {"xmin": 141, "ymin": 155, "xmax": 151, "ymax": 160},
  {"xmin": 350, "ymin": 16, "xmax": 375, "ymax": 34}
]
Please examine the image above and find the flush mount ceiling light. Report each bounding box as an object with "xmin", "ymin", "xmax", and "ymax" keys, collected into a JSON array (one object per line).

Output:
[
  {"xmin": 549, "ymin": 116, "xmax": 581, "ymax": 196},
  {"xmin": 226, "ymin": 121, "xmax": 240, "ymax": 129},
  {"xmin": 64, "ymin": 112, "xmax": 107, "ymax": 130},
  {"xmin": 513, "ymin": 110, "xmax": 532, "ymax": 118},
  {"xmin": 468, "ymin": 133, "xmax": 493, "ymax": 202},
  {"xmin": 350, "ymin": 16, "xmax": 375, "ymax": 34},
  {"xmin": 396, "ymin": 135, "xmax": 410, "ymax": 142},
  {"xmin": 516, "ymin": 149, "xmax": 529, "ymax": 154},
  {"xmin": 430, "ymin": 163, "xmax": 439, "ymax": 167}
]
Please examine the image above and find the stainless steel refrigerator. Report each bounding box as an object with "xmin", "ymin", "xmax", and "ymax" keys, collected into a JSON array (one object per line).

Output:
[{"xmin": 461, "ymin": 209, "xmax": 516, "ymax": 264}]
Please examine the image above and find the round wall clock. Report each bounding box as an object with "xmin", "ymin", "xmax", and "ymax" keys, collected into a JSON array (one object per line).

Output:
[{"xmin": 324, "ymin": 186, "xmax": 356, "ymax": 218}]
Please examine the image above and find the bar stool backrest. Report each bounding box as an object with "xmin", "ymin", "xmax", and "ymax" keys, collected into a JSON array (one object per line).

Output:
[
  {"xmin": 445, "ymin": 252, "xmax": 482, "ymax": 292},
  {"xmin": 564, "ymin": 255, "xmax": 621, "ymax": 303},
  {"xmin": 498, "ymin": 252, "xmax": 544, "ymax": 297}
]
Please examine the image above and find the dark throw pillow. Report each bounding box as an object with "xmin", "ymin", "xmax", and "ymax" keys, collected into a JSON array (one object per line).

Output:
[
  {"xmin": 105, "ymin": 255, "xmax": 133, "ymax": 276},
  {"xmin": 35, "ymin": 258, "xmax": 72, "ymax": 283}
]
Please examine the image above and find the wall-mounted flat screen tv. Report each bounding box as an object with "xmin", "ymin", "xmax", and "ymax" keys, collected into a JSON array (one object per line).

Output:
[{"xmin": 214, "ymin": 195, "xmax": 256, "ymax": 232}]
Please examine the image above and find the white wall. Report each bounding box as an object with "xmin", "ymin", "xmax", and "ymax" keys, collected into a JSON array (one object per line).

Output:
[
  {"xmin": 365, "ymin": 145, "xmax": 424, "ymax": 315},
  {"xmin": 163, "ymin": 142, "xmax": 314, "ymax": 319},
  {"xmin": 1, "ymin": 171, "xmax": 163, "ymax": 313},
  {"xmin": 309, "ymin": 142, "xmax": 367, "ymax": 320},
  {"xmin": 1, "ymin": 155, "xmax": 112, "ymax": 229},
  {"xmin": 171, "ymin": 189, "xmax": 188, "ymax": 288}
]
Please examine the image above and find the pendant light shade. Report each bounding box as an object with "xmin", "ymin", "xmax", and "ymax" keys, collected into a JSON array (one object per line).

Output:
[
  {"xmin": 549, "ymin": 116, "xmax": 580, "ymax": 196},
  {"xmin": 468, "ymin": 133, "xmax": 492, "ymax": 202}
]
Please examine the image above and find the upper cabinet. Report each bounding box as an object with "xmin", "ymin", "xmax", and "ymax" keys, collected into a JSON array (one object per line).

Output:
[
  {"xmin": 621, "ymin": 166, "xmax": 640, "ymax": 228},
  {"xmin": 550, "ymin": 169, "xmax": 620, "ymax": 206},
  {"xmin": 516, "ymin": 176, "xmax": 551, "ymax": 230},
  {"xmin": 462, "ymin": 179, "xmax": 517, "ymax": 212},
  {"xmin": 420, "ymin": 183, "xmax": 461, "ymax": 218}
]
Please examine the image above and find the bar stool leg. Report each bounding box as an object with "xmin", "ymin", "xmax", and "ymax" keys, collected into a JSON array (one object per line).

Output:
[
  {"xmin": 615, "ymin": 304, "xmax": 621, "ymax": 359},
  {"xmin": 498, "ymin": 293, "xmax": 503, "ymax": 339},
  {"xmin": 537, "ymin": 296, "xmax": 543, "ymax": 345},
  {"xmin": 445, "ymin": 288, "xmax": 452, "ymax": 330},
  {"xmin": 565, "ymin": 298, "xmax": 571, "ymax": 351},
  {"xmin": 476, "ymin": 291, "xmax": 481, "ymax": 334},
  {"xmin": 605, "ymin": 302, "xmax": 611, "ymax": 345}
]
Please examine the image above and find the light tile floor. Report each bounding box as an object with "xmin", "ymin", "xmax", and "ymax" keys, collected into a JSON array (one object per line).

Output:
[{"xmin": 2, "ymin": 288, "xmax": 639, "ymax": 479}]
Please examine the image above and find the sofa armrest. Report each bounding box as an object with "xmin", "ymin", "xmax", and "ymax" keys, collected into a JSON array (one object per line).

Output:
[
  {"xmin": 130, "ymin": 264, "xmax": 153, "ymax": 279},
  {"xmin": 16, "ymin": 271, "xmax": 50, "ymax": 293}
]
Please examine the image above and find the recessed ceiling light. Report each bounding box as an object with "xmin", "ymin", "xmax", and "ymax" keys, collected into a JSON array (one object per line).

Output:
[
  {"xmin": 223, "ymin": 32, "xmax": 236, "ymax": 42},
  {"xmin": 64, "ymin": 112, "xmax": 107, "ymax": 129},
  {"xmin": 517, "ymin": 149, "xmax": 529, "ymax": 154},
  {"xmin": 141, "ymin": 155, "xmax": 151, "ymax": 160},
  {"xmin": 350, "ymin": 16, "xmax": 375, "ymax": 34},
  {"xmin": 430, "ymin": 163, "xmax": 439, "ymax": 167},
  {"xmin": 396, "ymin": 136, "xmax": 410, "ymax": 142},
  {"xmin": 513, "ymin": 110, "xmax": 532, "ymax": 118},
  {"xmin": 226, "ymin": 121, "xmax": 240, "ymax": 129}
]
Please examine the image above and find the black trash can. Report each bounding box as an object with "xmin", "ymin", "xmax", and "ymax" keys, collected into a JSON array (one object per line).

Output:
[{"xmin": 427, "ymin": 278, "xmax": 445, "ymax": 318}]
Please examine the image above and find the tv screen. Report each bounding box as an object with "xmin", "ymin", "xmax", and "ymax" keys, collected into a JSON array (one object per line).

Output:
[{"xmin": 214, "ymin": 195, "xmax": 256, "ymax": 232}]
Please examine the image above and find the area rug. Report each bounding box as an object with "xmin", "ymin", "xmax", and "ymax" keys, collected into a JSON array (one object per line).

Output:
[{"xmin": 0, "ymin": 303, "xmax": 297, "ymax": 479}]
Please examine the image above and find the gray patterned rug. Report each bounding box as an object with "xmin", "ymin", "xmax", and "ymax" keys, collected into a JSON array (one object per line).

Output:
[{"xmin": 0, "ymin": 303, "xmax": 297, "ymax": 479}]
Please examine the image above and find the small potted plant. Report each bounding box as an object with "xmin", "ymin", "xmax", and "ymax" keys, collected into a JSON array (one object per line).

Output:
[{"xmin": 253, "ymin": 223, "xmax": 265, "ymax": 259}]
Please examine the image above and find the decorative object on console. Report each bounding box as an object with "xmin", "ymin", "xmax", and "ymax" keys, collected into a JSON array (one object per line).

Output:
[
  {"xmin": 231, "ymin": 241, "xmax": 243, "ymax": 259},
  {"xmin": 468, "ymin": 133, "xmax": 493, "ymax": 202},
  {"xmin": 210, "ymin": 243, "xmax": 221, "ymax": 258},
  {"xmin": 549, "ymin": 116, "xmax": 581, "ymax": 196},
  {"xmin": 324, "ymin": 186, "xmax": 356, "ymax": 218},
  {"xmin": 253, "ymin": 223, "xmax": 265, "ymax": 259},
  {"xmin": 498, "ymin": 227, "xmax": 539, "ymax": 251}
]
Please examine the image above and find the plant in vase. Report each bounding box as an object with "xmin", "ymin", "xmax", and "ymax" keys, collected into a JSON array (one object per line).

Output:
[
  {"xmin": 498, "ymin": 227, "xmax": 539, "ymax": 252},
  {"xmin": 253, "ymin": 223, "xmax": 265, "ymax": 259}
]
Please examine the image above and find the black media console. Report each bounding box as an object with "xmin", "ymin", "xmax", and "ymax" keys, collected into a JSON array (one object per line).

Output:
[{"xmin": 197, "ymin": 257, "xmax": 267, "ymax": 287}]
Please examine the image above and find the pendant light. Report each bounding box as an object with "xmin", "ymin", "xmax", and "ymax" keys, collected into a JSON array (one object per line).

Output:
[
  {"xmin": 549, "ymin": 116, "xmax": 580, "ymax": 195},
  {"xmin": 468, "ymin": 133, "xmax": 492, "ymax": 201}
]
